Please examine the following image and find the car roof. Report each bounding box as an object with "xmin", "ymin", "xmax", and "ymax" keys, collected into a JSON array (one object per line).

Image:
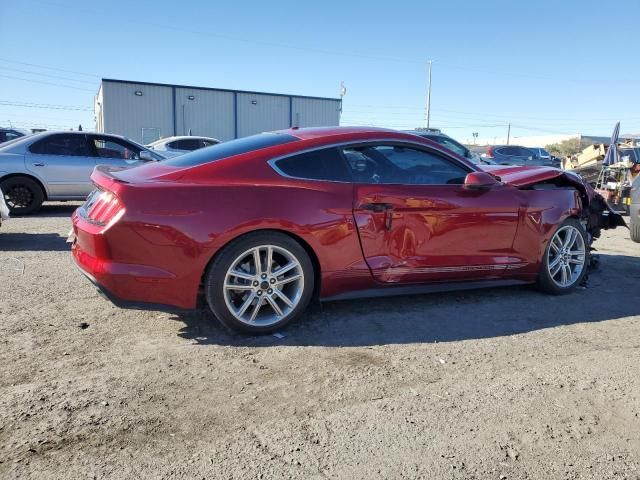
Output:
[
  {"xmin": 277, "ymin": 126, "xmax": 398, "ymax": 141},
  {"xmin": 150, "ymin": 135, "xmax": 219, "ymax": 144}
]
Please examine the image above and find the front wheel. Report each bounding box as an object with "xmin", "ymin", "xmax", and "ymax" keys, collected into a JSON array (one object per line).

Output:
[
  {"xmin": 536, "ymin": 218, "xmax": 589, "ymax": 294},
  {"xmin": 204, "ymin": 232, "xmax": 315, "ymax": 334},
  {"xmin": 1, "ymin": 176, "xmax": 45, "ymax": 215}
]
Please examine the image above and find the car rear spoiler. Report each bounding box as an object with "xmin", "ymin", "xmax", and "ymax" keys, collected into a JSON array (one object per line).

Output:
[{"xmin": 90, "ymin": 165, "xmax": 130, "ymax": 195}]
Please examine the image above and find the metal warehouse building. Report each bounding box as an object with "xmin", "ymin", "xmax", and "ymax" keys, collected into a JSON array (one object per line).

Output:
[{"xmin": 95, "ymin": 79, "xmax": 342, "ymax": 144}]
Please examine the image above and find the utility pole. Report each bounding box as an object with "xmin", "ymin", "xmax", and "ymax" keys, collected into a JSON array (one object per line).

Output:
[
  {"xmin": 425, "ymin": 60, "xmax": 433, "ymax": 128},
  {"xmin": 506, "ymin": 123, "xmax": 511, "ymax": 145},
  {"xmin": 339, "ymin": 81, "xmax": 346, "ymax": 125}
]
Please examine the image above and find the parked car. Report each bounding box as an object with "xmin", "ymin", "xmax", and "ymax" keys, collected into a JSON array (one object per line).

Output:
[
  {"xmin": 529, "ymin": 146, "xmax": 552, "ymax": 160},
  {"xmin": 631, "ymin": 173, "xmax": 640, "ymax": 242},
  {"xmin": 0, "ymin": 128, "xmax": 27, "ymax": 144},
  {"xmin": 483, "ymin": 145, "xmax": 561, "ymax": 167},
  {"xmin": 404, "ymin": 128, "xmax": 493, "ymax": 165},
  {"xmin": 70, "ymin": 127, "xmax": 624, "ymax": 334},
  {"xmin": 0, "ymin": 188, "xmax": 9, "ymax": 227},
  {"xmin": 0, "ymin": 131, "xmax": 165, "ymax": 215},
  {"xmin": 147, "ymin": 136, "xmax": 220, "ymax": 158}
]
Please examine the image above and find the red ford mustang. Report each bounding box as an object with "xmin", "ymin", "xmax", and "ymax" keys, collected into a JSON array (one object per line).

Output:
[{"xmin": 70, "ymin": 127, "xmax": 624, "ymax": 333}]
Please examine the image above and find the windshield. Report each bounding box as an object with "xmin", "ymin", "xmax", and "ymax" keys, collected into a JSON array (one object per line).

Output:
[{"xmin": 160, "ymin": 133, "xmax": 299, "ymax": 167}]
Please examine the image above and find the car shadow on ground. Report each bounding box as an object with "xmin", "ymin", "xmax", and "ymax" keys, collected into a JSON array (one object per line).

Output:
[
  {"xmin": 0, "ymin": 233, "xmax": 70, "ymax": 252},
  {"xmin": 16, "ymin": 203, "xmax": 81, "ymax": 219},
  {"xmin": 173, "ymin": 253, "xmax": 640, "ymax": 347}
]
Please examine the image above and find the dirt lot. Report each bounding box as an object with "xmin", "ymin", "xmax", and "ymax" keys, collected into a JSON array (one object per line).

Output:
[{"xmin": 1, "ymin": 203, "xmax": 639, "ymax": 479}]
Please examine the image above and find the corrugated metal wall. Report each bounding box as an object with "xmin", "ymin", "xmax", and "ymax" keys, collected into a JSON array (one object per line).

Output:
[
  {"xmin": 236, "ymin": 93, "xmax": 290, "ymax": 138},
  {"xmin": 102, "ymin": 82, "xmax": 174, "ymax": 144},
  {"xmin": 97, "ymin": 80, "xmax": 341, "ymax": 143},
  {"xmin": 292, "ymin": 97, "xmax": 340, "ymax": 128},
  {"xmin": 175, "ymin": 88, "xmax": 235, "ymax": 141}
]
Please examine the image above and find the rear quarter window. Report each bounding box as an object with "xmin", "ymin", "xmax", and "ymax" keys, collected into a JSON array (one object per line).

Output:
[{"xmin": 274, "ymin": 148, "xmax": 351, "ymax": 182}]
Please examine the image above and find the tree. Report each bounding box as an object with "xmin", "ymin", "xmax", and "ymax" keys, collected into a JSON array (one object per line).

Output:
[{"xmin": 545, "ymin": 138, "xmax": 588, "ymax": 158}]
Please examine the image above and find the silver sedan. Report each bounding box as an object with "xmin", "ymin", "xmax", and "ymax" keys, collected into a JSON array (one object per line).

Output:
[{"xmin": 0, "ymin": 131, "xmax": 164, "ymax": 215}]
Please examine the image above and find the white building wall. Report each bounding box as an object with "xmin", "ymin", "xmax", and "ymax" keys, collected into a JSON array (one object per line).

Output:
[
  {"xmin": 175, "ymin": 88, "xmax": 235, "ymax": 141},
  {"xmin": 96, "ymin": 80, "xmax": 341, "ymax": 143},
  {"xmin": 292, "ymin": 97, "xmax": 340, "ymax": 127},
  {"xmin": 237, "ymin": 93, "xmax": 290, "ymax": 137},
  {"xmin": 102, "ymin": 81, "xmax": 174, "ymax": 144}
]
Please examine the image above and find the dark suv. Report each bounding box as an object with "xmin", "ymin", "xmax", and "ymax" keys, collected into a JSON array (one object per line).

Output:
[
  {"xmin": 404, "ymin": 129, "xmax": 493, "ymax": 165},
  {"xmin": 484, "ymin": 145, "xmax": 561, "ymax": 167},
  {"xmin": 0, "ymin": 128, "xmax": 26, "ymax": 144}
]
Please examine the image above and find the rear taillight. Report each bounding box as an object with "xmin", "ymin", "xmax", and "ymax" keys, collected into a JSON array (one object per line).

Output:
[{"xmin": 83, "ymin": 189, "xmax": 124, "ymax": 226}]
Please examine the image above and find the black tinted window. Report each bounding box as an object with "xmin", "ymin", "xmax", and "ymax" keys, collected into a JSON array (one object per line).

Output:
[
  {"xmin": 342, "ymin": 144, "xmax": 469, "ymax": 185},
  {"xmin": 497, "ymin": 146, "xmax": 518, "ymax": 156},
  {"xmin": 30, "ymin": 134, "xmax": 93, "ymax": 157},
  {"xmin": 169, "ymin": 139, "xmax": 202, "ymax": 151},
  {"xmin": 275, "ymin": 148, "xmax": 351, "ymax": 181},
  {"xmin": 161, "ymin": 133, "xmax": 298, "ymax": 167}
]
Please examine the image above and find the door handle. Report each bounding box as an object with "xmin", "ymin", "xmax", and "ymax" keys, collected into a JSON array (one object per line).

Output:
[
  {"xmin": 33, "ymin": 162, "xmax": 46, "ymax": 167},
  {"xmin": 360, "ymin": 203, "xmax": 393, "ymax": 230}
]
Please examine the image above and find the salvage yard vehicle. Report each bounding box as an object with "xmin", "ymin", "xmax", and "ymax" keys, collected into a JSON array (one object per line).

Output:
[
  {"xmin": 404, "ymin": 128, "xmax": 492, "ymax": 165},
  {"xmin": 0, "ymin": 128, "xmax": 26, "ymax": 144},
  {"xmin": 69, "ymin": 127, "xmax": 625, "ymax": 334},
  {"xmin": 147, "ymin": 136, "xmax": 220, "ymax": 158},
  {"xmin": 484, "ymin": 145, "xmax": 561, "ymax": 168},
  {"xmin": 0, "ymin": 131, "xmax": 165, "ymax": 215}
]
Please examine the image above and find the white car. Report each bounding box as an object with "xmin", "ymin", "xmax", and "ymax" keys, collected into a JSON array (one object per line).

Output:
[
  {"xmin": 0, "ymin": 188, "xmax": 9, "ymax": 227},
  {"xmin": 147, "ymin": 136, "xmax": 220, "ymax": 158}
]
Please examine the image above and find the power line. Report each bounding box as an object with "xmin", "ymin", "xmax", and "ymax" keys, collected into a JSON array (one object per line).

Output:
[
  {"xmin": 0, "ymin": 74, "xmax": 95, "ymax": 92},
  {"xmin": 0, "ymin": 66, "xmax": 96, "ymax": 85},
  {"xmin": 0, "ymin": 100, "xmax": 93, "ymax": 111},
  {"xmin": 0, "ymin": 57, "xmax": 99, "ymax": 78}
]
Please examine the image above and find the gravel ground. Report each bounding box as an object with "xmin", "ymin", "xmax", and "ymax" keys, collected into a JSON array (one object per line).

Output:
[{"xmin": 1, "ymin": 203, "xmax": 639, "ymax": 479}]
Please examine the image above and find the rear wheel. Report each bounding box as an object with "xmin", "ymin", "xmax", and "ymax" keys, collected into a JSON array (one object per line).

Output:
[
  {"xmin": 204, "ymin": 232, "xmax": 314, "ymax": 334},
  {"xmin": 536, "ymin": 218, "xmax": 589, "ymax": 294},
  {"xmin": 1, "ymin": 176, "xmax": 45, "ymax": 215}
]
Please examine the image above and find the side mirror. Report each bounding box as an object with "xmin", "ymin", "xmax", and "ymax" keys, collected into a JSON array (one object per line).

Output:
[
  {"xmin": 464, "ymin": 171, "xmax": 499, "ymax": 190},
  {"xmin": 139, "ymin": 150, "xmax": 155, "ymax": 162}
]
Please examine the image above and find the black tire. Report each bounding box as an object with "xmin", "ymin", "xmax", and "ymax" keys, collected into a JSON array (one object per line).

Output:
[
  {"xmin": 631, "ymin": 221, "xmax": 640, "ymax": 243},
  {"xmin": 204, "ymin": 231, "xmax": 315, "ymax": 334},
  {"xmin": 1, "ymin": 176, "xmax": 45, "ymax": 215},
  {"xmin": 536, "ymin": 218, "xmax": 589, "ymax": 295}
]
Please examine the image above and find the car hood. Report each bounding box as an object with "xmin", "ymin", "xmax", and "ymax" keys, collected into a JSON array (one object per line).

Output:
[{"xmin": 481, "ymin": 165, "xmax": 583, "ymax": 188}]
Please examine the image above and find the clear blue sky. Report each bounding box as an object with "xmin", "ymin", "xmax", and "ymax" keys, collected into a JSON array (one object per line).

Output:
[{"xmin": 1, "ymin": 0, "xmax": 639, "ymax": 144}]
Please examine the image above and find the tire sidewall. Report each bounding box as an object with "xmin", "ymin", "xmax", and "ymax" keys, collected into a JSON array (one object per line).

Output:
[
  {"xmin": 205, "ymin": 232, "xmax": 315, "ymax": 334},
  {"xmin": 1, "ymin": 176, "xmax": 45, "ymax": 215},
  {"xmin": 537, "ymin": 218, "xmax": 589, "ymax": 295}
]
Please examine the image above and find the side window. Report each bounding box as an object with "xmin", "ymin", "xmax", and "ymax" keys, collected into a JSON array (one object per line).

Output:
[
  {"xmin": 274, "ymin": 147, "xmax": 351, "ymax": 182},
  {"xmin": 30, "ymin": 134, "xmax": 93, "ymax": 157},
  {"xmin": 518, "ymin": 147, "xmax": 534, "ymax": 157},
  {"xmin": 434, "ymin": 137, "xmax": 467, "ymax": 157},
  {"xmin": 342, "ymin": 144, "xmax": 469, "ymax": 185},
  {"xmin": 92, "ymin": 136, "xmax": 140, "ymax": 160},
  {"xmin": 201, "ymin": 139, "xmax": 219, "ymax": 148},
  {"xmin": 498, "ymin": 146, "xmax": 517, "ymax": 156}
]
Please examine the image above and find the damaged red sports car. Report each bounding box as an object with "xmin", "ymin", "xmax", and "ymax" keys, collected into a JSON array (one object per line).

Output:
[{"xmin": 70, "ymin": 127, "xmax": 624, "ymax": 333}]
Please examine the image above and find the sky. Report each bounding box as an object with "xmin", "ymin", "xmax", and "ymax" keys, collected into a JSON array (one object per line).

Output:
[{"xmin": 1, "ymin": 0, "xmax": 639, "ymax": 144}]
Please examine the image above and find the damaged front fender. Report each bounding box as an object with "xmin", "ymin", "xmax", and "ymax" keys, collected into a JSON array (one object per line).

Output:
[{"xmin": 482, "ymin": 165, "xmax": 626, "ymax": 239}]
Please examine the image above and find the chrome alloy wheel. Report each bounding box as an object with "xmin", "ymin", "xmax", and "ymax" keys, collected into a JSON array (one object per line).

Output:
[
  {"xmin": 547, "ymin": 225, "xmax": 586, "ymax": 288},
  {"xmin": 222, "ymin": 245, "xmax": 304, "ymax": 327}
]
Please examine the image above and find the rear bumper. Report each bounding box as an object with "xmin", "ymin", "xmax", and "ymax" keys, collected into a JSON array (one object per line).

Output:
[
  {"xmin": 74, "ymin": 259, "xmax": 191, "ymax": 312},
  {"xmin": 71, "ymin": 211, "xmax": 199, "ymax": 310}
]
